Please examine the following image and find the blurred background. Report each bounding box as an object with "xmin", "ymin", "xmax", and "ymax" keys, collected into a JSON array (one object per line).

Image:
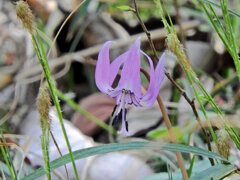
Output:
[{"xmin": 0, "ymin": 0, "xmax": 239, "ymax": 179}]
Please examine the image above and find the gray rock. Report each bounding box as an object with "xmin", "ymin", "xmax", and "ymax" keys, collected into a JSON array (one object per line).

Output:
[
  {"xmin": 83, "ymin": 153, "xmax": 153, "ymax": 180},
  {"xmin": 19, "ymin": 109, "xmax": 94, "ymax": 179}
]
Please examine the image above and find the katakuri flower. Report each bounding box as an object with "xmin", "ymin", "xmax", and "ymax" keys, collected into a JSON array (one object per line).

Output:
[{"xmin": 95, "ymin": 39, "xmax": 165, "ymax": 136}]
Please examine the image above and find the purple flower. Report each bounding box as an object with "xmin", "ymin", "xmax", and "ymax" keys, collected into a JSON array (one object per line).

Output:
[{"xmin": 95, "ymin": 39, "xmax": 165, "ymax": 136}]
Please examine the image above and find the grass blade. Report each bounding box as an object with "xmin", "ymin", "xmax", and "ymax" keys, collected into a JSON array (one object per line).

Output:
[
  {"xmin": 189, "ymin": 164, "xmax": 236, "ymax": 180},
  {"xmin": 31, "ymin": 33, "xmax": 79, "ymax": 180},
  {"xmin": 23, "ymin": 141, "xmax": 228, "ymax": 180},
  {"xmin": 200, "ymin": 0, "xmax": 240, "ymax": 18}
]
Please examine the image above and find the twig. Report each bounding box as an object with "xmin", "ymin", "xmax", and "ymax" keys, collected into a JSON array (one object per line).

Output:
[
  {"xmin": 157, "ymin": 96, "xmax": 189, "ymax": 180},
  {"xmin": 46, "ymin": 0, "xmax": 88, "ymax": 59},
  {"xmin": 132, "ymin": 0, "xmax": 214, "ymax": 165},
  {"xmin": 165, "ymin": 71, "xmax": 214, "ymax": 165},
  {"xmin": 165, "ymin": 74, "xmax": 212, "ymax": 145},
  {"xmin": 140, "ymin": 68, "xmax": 188, "ymax": 180},
  {"xmin": 50, "ymin": 131, "xmax": 69, "ymax": 180},
  {"xmin": 133, "ymin": 0, "xmax": 188, "ymax": 177}
]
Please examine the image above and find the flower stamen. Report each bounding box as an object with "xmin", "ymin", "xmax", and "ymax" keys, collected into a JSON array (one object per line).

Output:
[{"xmin": 111, "ymin": 105, "xmax": 118, "ymax": 116}]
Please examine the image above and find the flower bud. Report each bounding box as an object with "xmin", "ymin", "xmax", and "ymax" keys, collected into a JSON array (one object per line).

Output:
[
  {"xmin": 216, "ymin": 129, "xmax": 231, "ymax": 160},
  {"xmin": 166, "ymin": 33, "xmax": 195, "ymax": 76},
  {"xmin": 37, "ymin": 85, "xmax": 52, "ymax": 131},
  {"xmin": 16, "ymin": 0, "xmax": 35, "ymax": 34}
]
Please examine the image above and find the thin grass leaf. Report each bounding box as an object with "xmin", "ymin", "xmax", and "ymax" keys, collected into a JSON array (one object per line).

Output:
[
  {"xmin": 167, "ymin": 163, "xmax": 173, "ymax": 180},
  {"xmin": 200, "ymin": 2, "xmax": 230, "ymax": 53},
  {"xmin": 207, "ymin": 4, "xmax": 229, "ymax": 43},
  {"xmin": 23, "ymin": 141, "xmax": 228, "ymax": 180},
  {"xmin": 189, "ymin": 164, "xmax": 236, "ymax": 180},
  {"xmin": 220, "ymin": 0, "xmax": 238, "ymax": 53},
  {"xmin": 0, "ymin": 131, "xmax": 16, "ymax": 180},
  {"xmin": 188, "ymin": 155, "xmax": 196, "ymax": 178},
  {"xmin": 1, "ymin": 137, "xmax": 17, "ymax": 179},
  {"xmin": 195, "ymin": 77, "xmax": 240, "ymax": 149},
  {"xmin": 187, "ymin": 73, "xmax": 217, "ymax": 144},
  {"xmin": 200, "ymin": 1, "xmax": 240, "ymax": 82},
  {"xmin": 220, "ymin": 0, "xmax": 236, "ymax": 40},
  {"xmin": 0, "ymin": 146, "xmax": 15, "ymax": 179},
  {"xmin": 32, "ymin": 32, "xmax": 79, "ymax": 180},
  {"xmin": 200, "ymin": 0, "xmax": 240, "ymax": 18},
  {"xmin": 208, "ymin": 4, "xmax": 225, "ymax": 31},
  {"xmin": 204, "ymin": 73, "xmax": 238, "ymax": 107},
  {"xmin": 232, "ymin": 2, "xmax": 240, "ymax": 37}
]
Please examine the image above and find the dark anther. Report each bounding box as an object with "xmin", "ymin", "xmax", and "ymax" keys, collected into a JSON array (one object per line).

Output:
[
  {"xmin": 112, "ymin": 116, "xmax": 118, "ymax": 126},
  {"xmin": 111, "ymin": 105, "xmax": 118, "ymax": 116},
  {"xmin": 118, "ymin": 109, "xmax": 123, "ymax": 120},
  {"xmin": 125, "ymin": 120, "xmax": 128, "ymax": 132},
  {"xmin": 124, "ymin": 108, "xmax": 128, "ymax": 131},
  {"xmin": 112, "ymin": 109, "xmax": 122, "ymax": 126}
]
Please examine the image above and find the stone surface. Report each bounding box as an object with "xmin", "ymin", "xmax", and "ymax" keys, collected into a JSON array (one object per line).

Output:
[
  {"xmin": 84, "ymin": 152, "xmax": 153, "ymax": 180},
  {"xmin": 19, "ymin": 109, "xmax": 94, "ymax": 179}
]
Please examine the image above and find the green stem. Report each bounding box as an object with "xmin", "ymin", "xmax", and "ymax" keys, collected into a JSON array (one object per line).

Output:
[
  {"xmin": 0, "ymin": 146, "xmax": 15, "ymax": 179},
  {"xmin": 201, "ymin": 1, "xmax": 240, "ymax": 82},
  {"xmin": 187, "ymin": 72, "xmax": 217, "ymax": 143},
  {"xmin": 187, "ymin": 155, "xmax": 196, "ymax": 178},
  {"xmin": 41, "ymin": 133, "xmax": 51, "ymax": 180},
  {"xmin": 31, "ymin": 32, "xmax": 79, "ymax": 180},
  {"xmin": 41, "ymin": 127, "xmax": 51, "ymax": 180},
  {"xmin": 0, "ymin": 132, "xmax": 16, "ymax": 180},
  {"xmin": 200, "ymin": 0, "xmax": 240, "ymax": 17},
  {"xmin": 46, "ymin": 130, "xmax": 51, "ymax": 179},
  {"xmin": 193, "ymin": 76, "xmax": 240, "ymax": 149}
]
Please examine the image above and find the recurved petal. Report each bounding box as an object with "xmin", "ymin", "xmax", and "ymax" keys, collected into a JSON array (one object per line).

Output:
[
  {"xmin": 95, "ymin": 41, "xmax": 113, "ymax": 94},
  {"xmin": 117, "ymin": 39, "xmax": 142, "ymax": 97},
  {"xmin": 140, "ymin": 51, "xmax": 155, "ymax": 102},
  {"xmin": 141, "ymin": 53, "xmax": 165, "ymax": 107},
  {"xmin": 109, "ymin": 51, "xmax": 128, "ymax": 86}
]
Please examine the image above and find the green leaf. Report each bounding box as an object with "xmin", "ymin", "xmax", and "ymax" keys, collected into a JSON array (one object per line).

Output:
[
  {"xmin": 144, "ymin": 159, "xmax": 235, "ymax": 180},
  {"xmin": 189, "ymin": 164, "xmax": 236, "ymax": 180},
  {"xmin": 188, "ymin": 155, "xmax": 196, "ymax": 178},
  {"xmin": 23, "ymin": 141, "xmax": 228, "ymax": 180},
  {"xmin": 147, "ymin": 127, "xmax": 184, "ymax": 142},
  {"xmin": 200, "ymin": 0, "xmax": 240, "ymax": 18},
  {"xmin": 117, "ymin": 5, "xmax": 131, "ymax": 11}
]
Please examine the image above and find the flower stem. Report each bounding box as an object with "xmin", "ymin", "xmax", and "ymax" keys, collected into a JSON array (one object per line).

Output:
[
  {"xmin": 32, "ymin": 33, "xmax": 79, "ymax": 180},
  {"xmin": 156, "ymin": 95, "xmax": 188, "ymax": 180},
  {"xmin": 133, "ymin": 0, "xmax": 188, "ymax": 177},
  {"xmin": 140, "ymin": 68, "xmax": 188, "ymax": 179},
  {"xmin": 165, "ymin": 72, "xmax": 214, "ymax": 166}
]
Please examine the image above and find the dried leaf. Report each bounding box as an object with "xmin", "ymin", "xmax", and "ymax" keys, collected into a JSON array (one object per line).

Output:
[{"xmin": 72, "ymin": 93, "xmax": 115, "ymax": 136}]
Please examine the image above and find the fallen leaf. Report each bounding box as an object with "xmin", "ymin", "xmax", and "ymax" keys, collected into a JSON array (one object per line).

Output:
[
  {"xmin": 72, "ymin": 93, "xmax": 115, "ymax": 136},
  {"xmin": 0, "ymin": 74, "xmax": 12, "ymax": 89}
]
